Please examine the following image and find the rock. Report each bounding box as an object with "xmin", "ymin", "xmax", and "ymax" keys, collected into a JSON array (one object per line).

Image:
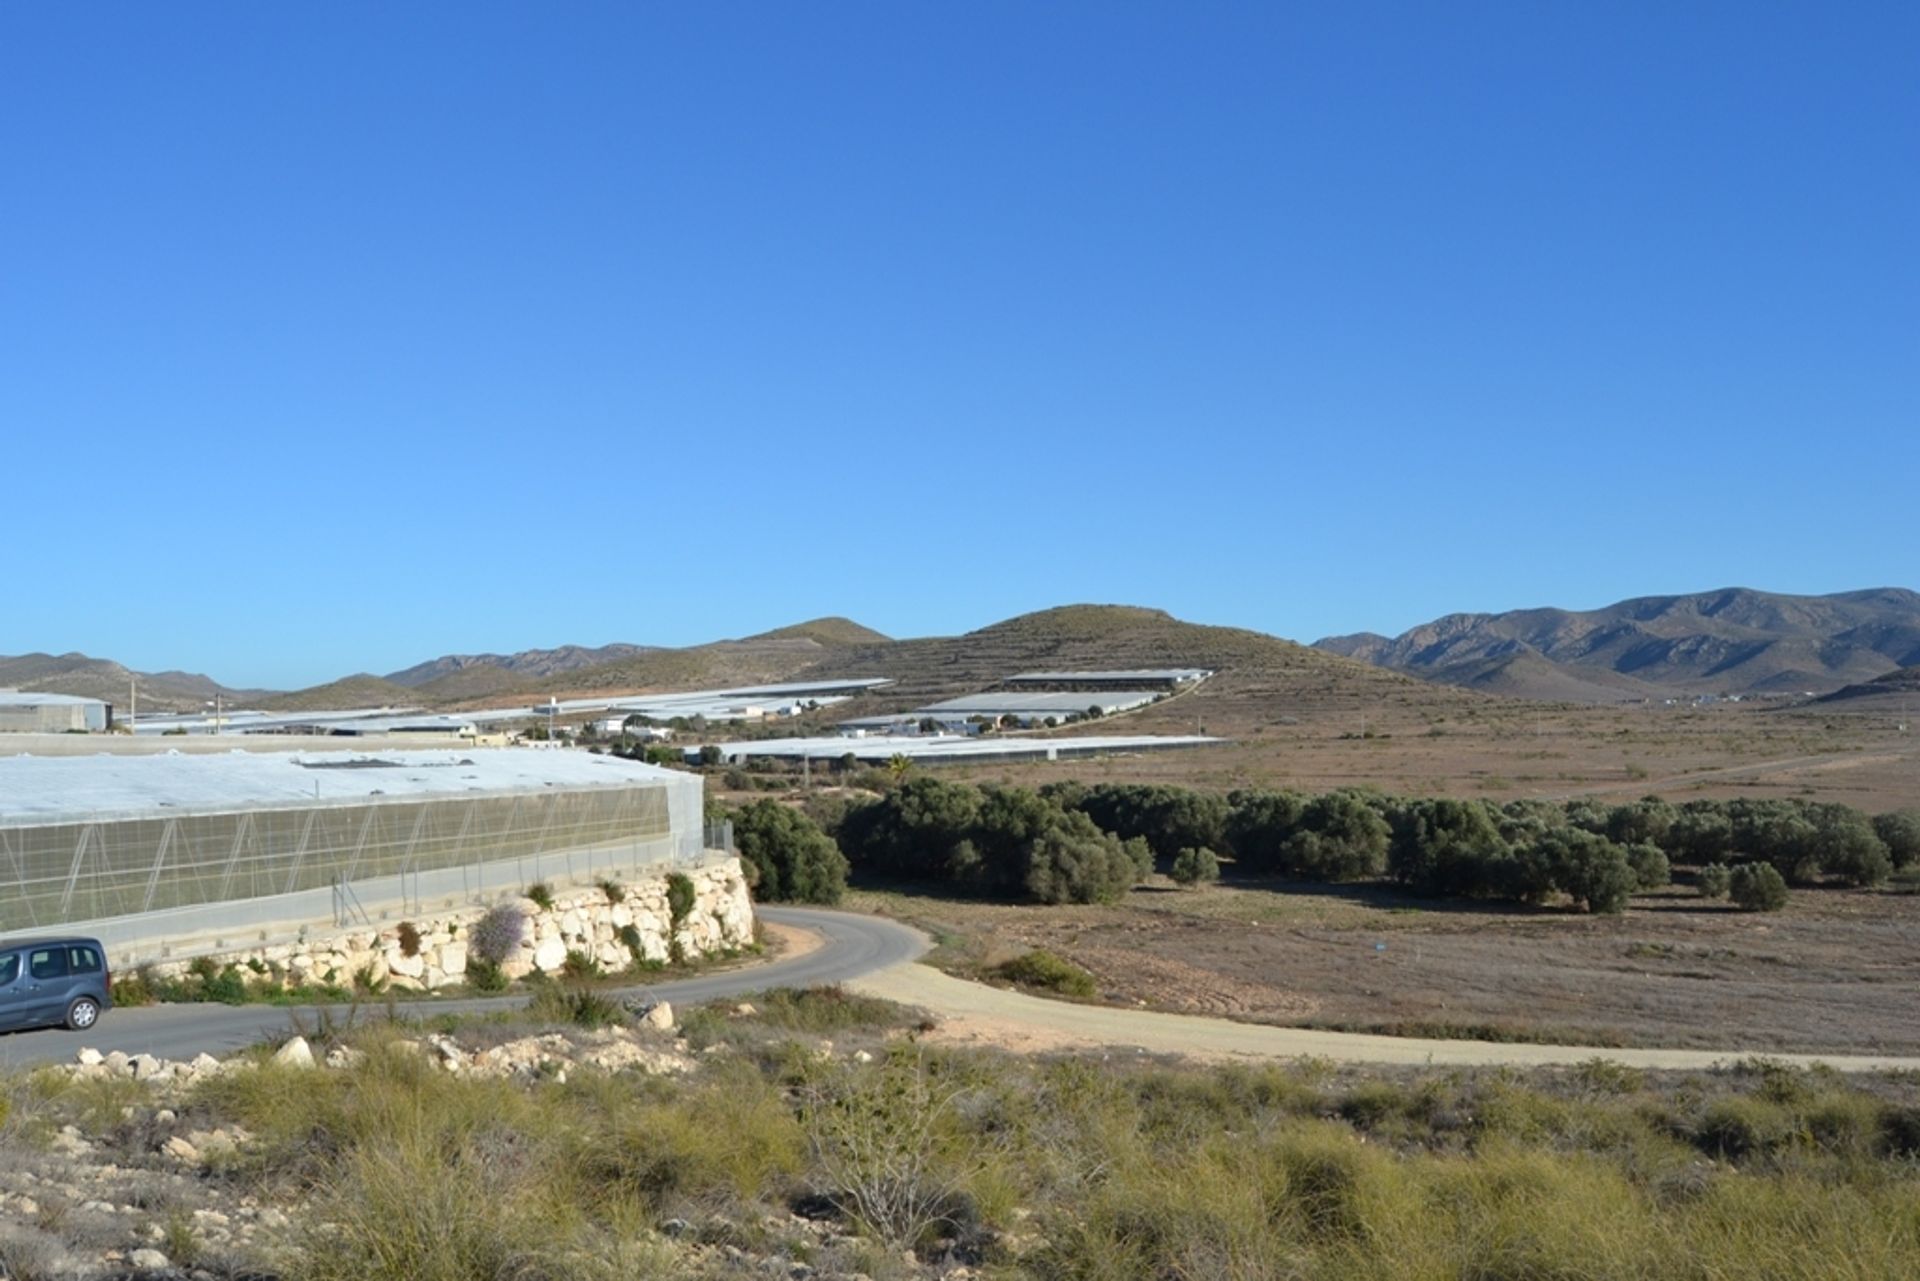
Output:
[
  {"xmin": 733, "ymin": 1003, "xmax": 758, "ymax": 1017},
  {"xmin": 104, "ymin": 1050, "xmax": 130, "ymax": 1074},
  {"xmin": 641, "ymin": 1001, "xmax": 675, "ymax": 1032},
  {"xmin": 854, "ymin": 1050, "xmax": 874, "ymax": 1064},
  {"xmin": 387, "ymin": 950, "xmax": 426, "ymax": 980},
  {"xmin": 190, "ymin": 1053, "xmax": 223, "ymax": 1076},
  {"xmin": 154, "ymin": 1109, "xmax": 177, "ymax": 1126},
  {"xmin": 662, "ymin": 1217, "xmax": 693, "ymax": 1238},
  {"xmin": 128, "ymin": 1248, "xmax": 170, "ymax": 1269},
  {"xmin": 532, "ymin": 937, "xmax": 567, "ymax": 974},
  {"xmin": 75, "ymin": 1047, "xmax": 104, "ymax": 1067},
  {"xmin": 270, "ymin": 1036, "xmax": 316, "ymax": 1069},
  {"xmin": 128, "ymin": 1053, "xmax": 163, "ymax": 1080},
  {"xmin": 163, "ymin": 1136, "xmax": 200, "ymax": 1163},
  {"xmin": 438, "ymin": 941, "xmax": 467, "ymax": 975},
  {"xmin": 51, "ymin": 1125, "xmax": 93, "ymax": 1155}
]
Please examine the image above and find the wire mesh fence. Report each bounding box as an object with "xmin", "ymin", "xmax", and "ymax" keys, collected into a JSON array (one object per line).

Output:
[{"xmin": 0, "ymin": 784, "xmax": 674, "ymax": 934}]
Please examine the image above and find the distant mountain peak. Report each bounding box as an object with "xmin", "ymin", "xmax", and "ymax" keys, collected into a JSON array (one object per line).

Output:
[{"xmin": 1313, "ymin": 587, "xmax": 1920, "ymax": 702}]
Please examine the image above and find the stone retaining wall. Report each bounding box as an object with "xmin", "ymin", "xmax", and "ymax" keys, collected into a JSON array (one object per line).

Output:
[{"xmin": 140, "ymin": 858, "xmax": 755, "ymax": 991}]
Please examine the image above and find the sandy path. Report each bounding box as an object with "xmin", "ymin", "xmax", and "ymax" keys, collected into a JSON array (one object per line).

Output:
[{"xmin": 850, "ymin": 959, "xmax": 1920, "ymax": 1073}]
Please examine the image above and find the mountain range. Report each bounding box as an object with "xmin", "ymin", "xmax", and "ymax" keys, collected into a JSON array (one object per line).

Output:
[
  {"xmin": 1315, "ymin": 587, "xmax": 1920, "ymax": 702},
  {"xmin": 6, "ymin": 589, "xmax": 1917, "ymax": 716}
]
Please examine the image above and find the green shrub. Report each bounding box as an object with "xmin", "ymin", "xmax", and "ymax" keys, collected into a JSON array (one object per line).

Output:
[
  {"xmin": 1696, "ymin": 863, "xmax": 1733, "ymax": 898},
  {"xmin": 1693, "ymin": 1095, "xmax": 1794, "ymax": 1160},
  {"xmin": 1169, "ymin": 846, "xmax": 1221, "ymax": 887},
  {"xmin": 666, "ymin": 872, "xmax": 697, "ymax": 927},
  {"xmin": 525, "ymin": 881, "xmax": 557, "ymax": 911},
  {"xmin": 598, "ymin": 878, "xmax": 626, "ymax": 904},
  {"xmin": 731, "ymin": 800, "xmax": 849, "ymax": 904},
  {"xmin": 562, "ymin": 949, "xmax": 601, "ymax": 980},
  {"xmin": 1625, "ymin": 842, "xmax": 1670, "ymax": 890},
  {"xmin": 1729, "ymin": 863, "xmax": 1789, "ymax": 912},
  {"xmin": 617, "ymin": 923, "xmax": 646, "ymax": 964},
  {"xmin": 528, "ymin": 983, "xmax": 625, "ymax": 1029},
  {"xmin": 202, "ymin": 963, "xmax": 248, "ymax": 1005},
  {"xmin": 1873, "ymin": 810, "xmax": 1920, "ymax": 868},
  {"xmin": 994, "ymin": 950, "xmax": 1096, "ymax": 999},
  {"xmin": 465, "ymin": 957, "xmax": 509, "ymax": 992}
]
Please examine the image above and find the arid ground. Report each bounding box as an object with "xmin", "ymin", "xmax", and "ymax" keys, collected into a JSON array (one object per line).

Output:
[{"xmin": 846, "ymin": 873, "xmax": 1920, "ymax": 1057}]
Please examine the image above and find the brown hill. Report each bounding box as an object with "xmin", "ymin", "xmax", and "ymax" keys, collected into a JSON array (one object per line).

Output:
[
  {"xmin": 253, "ymin": 674, "xmax": 418, "ymax": 712},
  {"xmin": 1813, "ymin": 665, "xmax": 1920, "ymax": 709},
  {"xmin": 745, "ymin": 617, "xmax": 892, "ymax": 647},
  {"xmin": 796, "ymin": 603, "xmax": 1473, "ymax": 733},
  {"xmin": 1315, "ymin": 587, "xmax": 1920, "ymax": 701},
  {"xmin": 0, "ymin": 652, "xmax": 257, "ymax": 713},
  {"xmin": 386, "ymin": 643, "xmax": 657, "ymax": 689}
]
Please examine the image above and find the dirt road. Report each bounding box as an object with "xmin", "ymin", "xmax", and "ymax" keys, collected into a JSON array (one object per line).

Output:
[{"xmin": 850, "ymin": 954, "xmax": 1920, "ymax": 1073}]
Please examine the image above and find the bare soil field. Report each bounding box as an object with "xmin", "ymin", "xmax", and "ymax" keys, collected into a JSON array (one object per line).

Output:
[
  {"xmin": 846, "ymin": 875, "xmax": 1920, "ymax": 1057},
  {"xmin": 945, "ymin": 700, "xmax": 1920, "ymax": 812}
]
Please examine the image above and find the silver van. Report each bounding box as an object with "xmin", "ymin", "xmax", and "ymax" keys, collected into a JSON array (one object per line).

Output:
[{"xmin": 0, "ymin": 937, "xmax": 113, "ymax": 1032}]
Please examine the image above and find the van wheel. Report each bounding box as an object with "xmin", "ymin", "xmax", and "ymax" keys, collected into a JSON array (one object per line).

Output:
[{"xmin": 65, "ymin": 997, "xmax": 100, "ymax": 1031}]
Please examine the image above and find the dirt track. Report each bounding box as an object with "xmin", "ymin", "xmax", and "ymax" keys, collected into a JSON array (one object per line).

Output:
[{"xmin": 849, "ymin": 955, "xmax": 1920, "ymax": 1073}]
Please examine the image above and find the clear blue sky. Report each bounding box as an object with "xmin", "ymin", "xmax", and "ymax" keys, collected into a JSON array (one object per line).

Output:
[{"xmin": 3, "ymin": 4, "xmax": 1914, "ymax": 689}]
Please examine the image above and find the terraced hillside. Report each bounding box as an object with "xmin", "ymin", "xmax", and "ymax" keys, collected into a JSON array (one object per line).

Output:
[
  {"xmin": 797, "ymin": 604, "xmax": 1470, "ymax": 734},
  {"xmin": 252, "ymin": 673, "xmax": 417, "ymax": 712}
]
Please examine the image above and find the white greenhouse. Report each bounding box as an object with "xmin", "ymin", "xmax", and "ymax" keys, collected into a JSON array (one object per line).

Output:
[{"xmin": 0, "ymin": 749, "xmax": 705, "ymax": 954}]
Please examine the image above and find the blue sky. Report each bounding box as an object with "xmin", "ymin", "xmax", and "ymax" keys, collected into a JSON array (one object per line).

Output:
[{"xmin": 3, "ymin": 4, "xmax": 1914, "ymax": 689}]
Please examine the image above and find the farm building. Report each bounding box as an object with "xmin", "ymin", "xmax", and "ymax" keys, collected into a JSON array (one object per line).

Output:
[
  {"xmin": 0, "ymin": 691, "xmax": 112, "ymax": 733},
  {"xmin": 0, "ymin": 748, "xmax": 704, "ymax": 954}
]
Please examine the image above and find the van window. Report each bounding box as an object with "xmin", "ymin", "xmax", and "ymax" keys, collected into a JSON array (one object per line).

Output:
[
  {"xmin": 68, "ymin": 945, "xmax": 102, "ymax": 974},
  {"xmin": 28, "ymin": 949, "xmax": 69, "ymax": 980},
  {"xmin": 0, "ymin": 954, "xmax": 17, "ymax": 986}
]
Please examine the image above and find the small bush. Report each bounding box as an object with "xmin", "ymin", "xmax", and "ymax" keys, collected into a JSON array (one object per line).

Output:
[
  {"xmin": 526, "ymin": 881, "xmax": 557, "ymax": 911},
  {"xmin": 1625, "ymin": 842, "xmax": 1670, "ymax": 890},
  {"xmin": 1729, "ymin": 862, "xmax": 1789, "ymax": 912},
  {"xmin": 562, "ymin": 949, "xmax": 601, "ymax": 980},
  {"xmin": 666, "ymin": 872, "xmax": 697, "ymax": 928},
  {"xmin": 470, "ymin": 904, "xmax": 528, "ymax": 965},
  {"xmin": 994, "ymin": 949, "xmax": 1096, "ymax": 999},
  {"xmin": 528, "ymin": 983, "xmax": 625, "ymax": 1029},
  {"xmin": 1169, "ymin": 846, "xmax": 1221, "ymax": 887},
  {"xmin": 1697, "ymin": 863, "xmax": 1733, "ymax": 899},
  {"xmin": 203, "ymin": 964, "xmax": 248, "ymax": 1005},
  {"xmin": 465, "ymin": 957, "xmax": 509, "ymax": 992},
  {"xmin": 112, "ymin": 966, "xmax": 160, "ymax": 1007},
  {"xmin": 396, "ymin": 920, "xmax": 422, "ymax": 958},
  {"xmin": 599, "ymin": 878, "xmax": 626, "ymax": 904},
  {"xmin": 617, "ymin": 923, "xmax": 646, "ymax": 963}
]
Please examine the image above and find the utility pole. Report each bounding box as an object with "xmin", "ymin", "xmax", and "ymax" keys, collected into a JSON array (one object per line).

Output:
[{"xmin": 129, "ymin": 676, "xmax": 137, "ymax": 734}]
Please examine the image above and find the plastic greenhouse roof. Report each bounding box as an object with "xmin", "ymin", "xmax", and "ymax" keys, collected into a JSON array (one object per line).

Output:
[{"xmin": 0, "ymin": 748, "xmax": 691, "ymax": 828}]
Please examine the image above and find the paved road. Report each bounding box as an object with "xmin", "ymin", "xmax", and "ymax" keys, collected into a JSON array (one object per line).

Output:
[
  {"xmin": 0, "ymin": 907, "xmax": 925, "ymax": 1069},
  {"xmin": 13, "ymin": 904, "xmax": 1916, "ymax": 1075}
]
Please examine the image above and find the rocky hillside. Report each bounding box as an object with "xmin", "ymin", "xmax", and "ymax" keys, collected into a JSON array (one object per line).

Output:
[
  {"xmin": 0, "ymin": 652, "xmax": 254, "ymax": 713},
  {"xmin": 386, "ymin": 643, "xmax": 658, "ymax": 689},
  {"xmin": 1814, "ymin": 664, "xmax": 1920, "ymax": 708},
  {"xmin": 1316, "ymin": 587, "xmax": 1920, "ymax": 701},
  {"xmin": 797, "ymin": 603, "xmax": 1472, "ymax": 732}
]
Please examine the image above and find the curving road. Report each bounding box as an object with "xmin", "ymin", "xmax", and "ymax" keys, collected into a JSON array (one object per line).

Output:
[
  {"xmin": 10, "ymin": 906, "xmax": 1917, "ymax": 1075},
  {"xmin": 0, "ymin": 907, "xmax": 925, "ymax": 1070}
]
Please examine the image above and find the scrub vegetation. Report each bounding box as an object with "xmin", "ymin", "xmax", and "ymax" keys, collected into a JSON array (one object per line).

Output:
[{"xmin": 7, "ymin": 991, "xmax": 1917, "ymax": 1280}]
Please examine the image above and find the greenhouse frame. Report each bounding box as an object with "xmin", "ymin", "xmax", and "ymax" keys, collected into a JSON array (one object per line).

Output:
[{"xmin": 0, "ymin": 749, "xmax": 705, "ymax": 955}]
